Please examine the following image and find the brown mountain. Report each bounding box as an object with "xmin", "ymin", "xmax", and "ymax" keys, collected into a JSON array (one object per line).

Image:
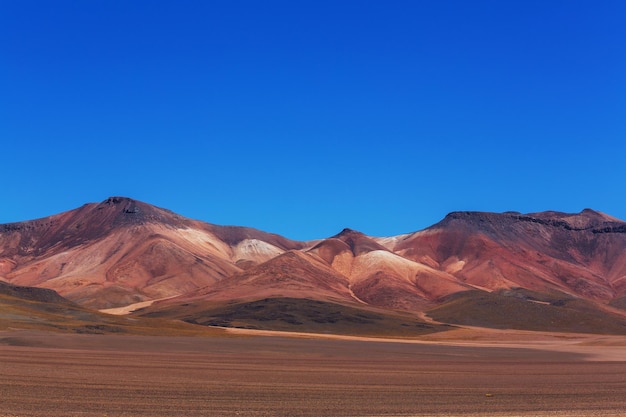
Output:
[
  {"xmin": 175, "ymin": 250, "xmax": 355, "ymax": 304},
  {"xmin": 307, "ymin": 228, "xmax": 470, "ymax": 310},
  {"xmin": 0, "ymin": 197, "xmax": 303, "ymax": 309},
  {"xmin": 393, "ymin": 209, "xmax": 626, "ymax": 302},
  {"xmin": 2, "ymin": 197, "xmax": 626, "ymax": 335}
]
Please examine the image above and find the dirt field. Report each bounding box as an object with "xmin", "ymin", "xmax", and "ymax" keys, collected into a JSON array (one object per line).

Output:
[{"xmin": 1, "ymin": 330, "xmax": 626, "ymax": 416}]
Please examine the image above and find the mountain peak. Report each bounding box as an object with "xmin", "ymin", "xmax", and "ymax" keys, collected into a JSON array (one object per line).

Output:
[
  {"xmin": 333, "ymin": 228, "xmax": 364, "ymax": 238},
  {"xmin": 100, "ymin": 196, "xmax": 139, "ymax": 208},
  {"xmin": 102, "ymin": 196, "xmax": 135, "ymax": 204},
  {"xmin": 97, "ymin": 196, "xmax": 142, "ymax": 215},
  {"xmin": 328, "ymin": 228, "xmax": 387, "ymax": 255},
  {"xmin": 579, "ymin": 208, "xmax": 622, "ymax": 222},
  {"xmin": 90, "ymin": 197, "xmax": 185, "ymax": 228}
]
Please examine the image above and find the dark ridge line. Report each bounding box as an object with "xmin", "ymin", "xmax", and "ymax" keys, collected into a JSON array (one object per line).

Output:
[{"xmin": 443, "ymin": 212, "xmax": 626, "ymax": 234}]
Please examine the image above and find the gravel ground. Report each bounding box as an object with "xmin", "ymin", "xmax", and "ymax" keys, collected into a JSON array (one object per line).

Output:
[{"xmin": 1, "ymin": 332, "xmax": 625, "ymax": 416}]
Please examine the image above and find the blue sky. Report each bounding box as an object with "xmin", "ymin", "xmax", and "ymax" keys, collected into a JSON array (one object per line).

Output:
[{"xmin": 1, "ymin": 1, "xmax": 625, "ymax": 240}]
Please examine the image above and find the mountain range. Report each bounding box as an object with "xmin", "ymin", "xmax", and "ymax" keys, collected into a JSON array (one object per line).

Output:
[{"xmin": 2, "ymin": 196, "xmax": 626, "ymax": 336}]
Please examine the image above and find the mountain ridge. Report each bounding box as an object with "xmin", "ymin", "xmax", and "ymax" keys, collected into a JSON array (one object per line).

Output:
[{"xmin": 2, "ymin": 196, "xmax": 626, "ymax": 335}]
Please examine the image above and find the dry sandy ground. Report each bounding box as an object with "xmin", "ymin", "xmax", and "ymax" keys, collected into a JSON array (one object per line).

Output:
[{"xmin": 1, "ymin": 329, "xmax": 626, "ymax": 416}]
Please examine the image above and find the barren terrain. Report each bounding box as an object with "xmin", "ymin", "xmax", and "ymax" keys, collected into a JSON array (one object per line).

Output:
[
  {"xmin": 2, "ymin": 330, "xmax": 626, "ymax": 417},
  {"xmin": 3, "ymin": 199, "xmax": 626, "ymax": 415},
  {"xmin": 4, "ymin": 198, "xmax": 626, "ymax": 332}
]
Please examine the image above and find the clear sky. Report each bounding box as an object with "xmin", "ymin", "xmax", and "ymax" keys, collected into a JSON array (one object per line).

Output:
[{"xmin": 1, "ymin": 1, "xmax": 625, "ymax": 240}]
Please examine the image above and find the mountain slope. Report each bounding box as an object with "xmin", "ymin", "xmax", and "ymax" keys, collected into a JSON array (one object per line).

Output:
[
  {"xmin": 172, "ymin": 250, "xmax": 356, "ymax": 304},
  {"xmin": 393, "ymin": 210, "xmax": 626, "ymax": 302},
  {"xmin": 136, "ymin": 297, "xmax": 451, "ymax": 336},
  {"xmin": 2, "ymin": 198, "xmax": 626, "ymax": 335},
  {"xmin": 0, "ymin": 197, "xmax": 303, "ymax": 309},
  {"xmin": 308, "ymin": 228, "xmax": 470, "ymax": 310},
  {"xmin": 427, "ymin": 288, "xmax": 626, "ymax": 334},
  {"xmin": 0, "ymin": 281, "xmax": 217, "ymax": 335}
]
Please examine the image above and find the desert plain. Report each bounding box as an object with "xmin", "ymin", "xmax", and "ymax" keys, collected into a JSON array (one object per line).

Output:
[{"xmin": 2, "ymin": 327, "xmax": 626, "ymax": 417}]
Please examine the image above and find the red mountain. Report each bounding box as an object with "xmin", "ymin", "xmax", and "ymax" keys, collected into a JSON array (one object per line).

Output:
[
  {"xmin": 393, "ymin": 209, "xmax": 626, "ymax": 302},
  {"xmin": 308, "ymin": 228, "xmax": 470, "ymax": 310},
  {"xmin": 0, "ymin": 197, "xmax": 303, "ymax": 309},
  {"xmin": 2, "ymin": 197, "xmax": 626, "ymax": 334}
]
